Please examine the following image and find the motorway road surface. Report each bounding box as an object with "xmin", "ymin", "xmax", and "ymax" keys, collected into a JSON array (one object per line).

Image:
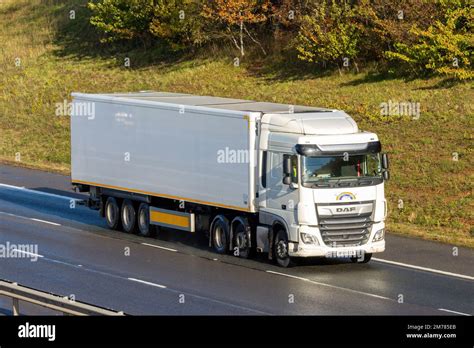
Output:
[{"xmin": 0, "ymin": 164, "xmax": 472, "ymax": 315}]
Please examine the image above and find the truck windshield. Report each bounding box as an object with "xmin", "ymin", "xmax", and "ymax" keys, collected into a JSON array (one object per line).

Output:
[{"xmin": 302, "ymin": 153, "xmax": 382, "ymax": 186}]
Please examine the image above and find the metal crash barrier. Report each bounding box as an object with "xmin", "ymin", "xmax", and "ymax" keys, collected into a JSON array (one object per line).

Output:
[{"xmin": 0, "ymin": 280, "xmax": 125, "ymax": 316}]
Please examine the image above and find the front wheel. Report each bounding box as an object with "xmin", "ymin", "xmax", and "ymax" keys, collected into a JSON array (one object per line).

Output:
[{"xmin": 273, "ymin": 229, "xmax": 294, "ymax": 268}]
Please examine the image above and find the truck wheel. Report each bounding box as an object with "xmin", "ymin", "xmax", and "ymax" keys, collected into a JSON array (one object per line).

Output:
[
  {"xmin": 273, "ymin": 229, "xmax": 293, "ymax": 268},
  {"xmin": 351, "ymin": 253, "xmax": 372, "ymax": 263},
  {"xmin": 211, "ymin": 215, "xmax": 229, "ymax": 254},
  {"xmin": 233, "ymin": 222, "xmax": 250, "ymax": 259},
  {"xmin": 137, "ymin": 203, "xmax": 152, "ymax": 237},
  {"xmin": 105, "ymin": 197, "xmax": 121, "ymax": 230},
  {"xmin": 121, "ymin": 199, "xmax": 137, "ymax": 233}
]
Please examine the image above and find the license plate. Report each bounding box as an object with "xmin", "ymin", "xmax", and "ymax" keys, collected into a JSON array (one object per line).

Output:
[{"xmin": 336, "ymin": 250, "xmax": 357, "ymax": 257}]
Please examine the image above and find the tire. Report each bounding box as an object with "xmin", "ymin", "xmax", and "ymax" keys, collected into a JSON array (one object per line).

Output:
[
  {"xmin": 273, "ymin": 229, "xmax": 293, "ymax": 268},
  {"xmin": 211, "ymin": 216, "xmax": 229, "ymax": 254},
  {"xmin": 105, "ymin": 197, "xmax": 121, "ymax": 230},
  {"xmin": 233, "ymin": 222, "xmax": 250, "ymax": 259},
  {"xmin": 121, "ymin": 199, "xmax": 137, "ymax": 234},
  {"xmin": 137, "ymin": 203, "xmax": 152, "ymax": 237},
  {"xmin": 351, "ymin": 252, "xmax": 372, "ymax": 263}
]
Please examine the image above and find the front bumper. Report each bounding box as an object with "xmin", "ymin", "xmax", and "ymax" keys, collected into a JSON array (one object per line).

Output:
[{"xmin": 288, "ymin": 223, "xmax": 385, "ymax": 258}]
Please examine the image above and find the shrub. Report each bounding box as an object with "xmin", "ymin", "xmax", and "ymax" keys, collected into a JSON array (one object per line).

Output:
[
  {"xmin": 385, "ymin": 4, "xmax": 473, "ymax": 79},
  {"xmin": 88, "ymin": 0, "xmax": 154, "ymax": 45}
]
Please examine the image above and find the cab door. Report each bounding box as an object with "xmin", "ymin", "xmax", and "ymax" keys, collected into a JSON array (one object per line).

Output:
[{"xmin": 261, "ymin": 151, "xmax": 299, "ymax": 235}]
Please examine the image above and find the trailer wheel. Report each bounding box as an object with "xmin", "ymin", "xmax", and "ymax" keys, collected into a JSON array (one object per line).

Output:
[
  {"xmin": 137, "ymin": 203, "xmax": 152, "ymax": 237},
  {"xmin": 233, "ymin": 222, "xmax": 250, "ymax": 259},
  {"xmin": 211, "ymin": 215, "xmax": 229, "ymax": 254},
  {"xmin": 121, "ymin": 199, "xmax": 137, "ymax": 233},
  {"xmin": 273, "ymin": 229, "xmax": 293, "ymax": 268},
  {"xmin": 105, "ymin": 197, "xmax": 121, "ymax": 230},
  {"xmin": 351, "ymin": 253, "xmax": 372, "ymax": 263}
]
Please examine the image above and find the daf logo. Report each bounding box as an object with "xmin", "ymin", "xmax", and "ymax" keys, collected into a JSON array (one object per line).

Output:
[{"xmin": 336, "ymin": 207, "xmax": 356, "ymax": 213}]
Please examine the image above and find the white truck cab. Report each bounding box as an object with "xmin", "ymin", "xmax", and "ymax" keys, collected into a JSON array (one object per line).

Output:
[{"xmin": 256, "ymin": 111, "xmax": 388, "ymax": 266}]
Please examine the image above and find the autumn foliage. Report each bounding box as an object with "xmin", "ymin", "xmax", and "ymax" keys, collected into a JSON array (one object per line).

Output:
[
  {"xmin": 87, "ymin": 0, "xmax": 473, "ymax": 79},
  {"xmin": 202, "ymin": 0, "xmax": 271, "ymax": 56}
]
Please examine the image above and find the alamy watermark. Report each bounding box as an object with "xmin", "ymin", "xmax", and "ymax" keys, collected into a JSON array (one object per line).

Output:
[
  {"xmin": 18, "ymin": 322, "xmax": 55, "ymax": 341},
  {"xmin": 380, "ymin": 100, "xmax": 420, "ymax": 120},
  {"xmin": 0, "ymin": 242, "xmax": 40, "ymax": 262},
  {"xmin": 217, "ymin": 147, "xmax": 249, "ymax": 164},
  {"xmin": 55, "ymin": 100, "xmax": 95, "ymax": 119}
]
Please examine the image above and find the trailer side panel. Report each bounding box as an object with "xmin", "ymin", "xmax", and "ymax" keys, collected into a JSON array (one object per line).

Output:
[{"xmin": 71, "ymin": 97, "xmax": 254, "ymax": 212}]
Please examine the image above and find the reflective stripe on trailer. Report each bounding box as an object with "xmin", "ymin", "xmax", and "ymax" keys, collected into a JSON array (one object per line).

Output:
[{"xmin": 149, "ymin": 207, "xmax": 195, "ymax": 232}]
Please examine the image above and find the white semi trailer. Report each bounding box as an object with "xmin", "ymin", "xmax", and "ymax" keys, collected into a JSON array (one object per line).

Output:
[{"xmin": 71, "ymin": 92, "xmax": 389, "ymax": 267}]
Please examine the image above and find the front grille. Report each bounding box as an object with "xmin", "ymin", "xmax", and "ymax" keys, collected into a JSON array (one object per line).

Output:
[{"xmin": 319, "ymin": 213, "xmax": 372, "ymax": 247}]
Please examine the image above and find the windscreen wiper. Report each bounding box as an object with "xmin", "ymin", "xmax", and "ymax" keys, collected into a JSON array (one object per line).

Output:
[{"xmin": 332, "ymin": 178, "xmax": 358, "ymax": 187}]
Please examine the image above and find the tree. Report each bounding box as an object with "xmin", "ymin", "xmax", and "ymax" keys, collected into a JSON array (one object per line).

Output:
[
  {"xmin": 354, "ymin": 0, "xmax": 445, "ymax": 62},
  {"xmin": 201, "ymin": 0, "xmax": 272, "ymax": 57},
  {"xmin": 149, "ymin": 0, "xmax": 206, "ymax": 50},
  {"xmin": 295, "ymin": 0, "xmax": 360, "ymax": 72}
]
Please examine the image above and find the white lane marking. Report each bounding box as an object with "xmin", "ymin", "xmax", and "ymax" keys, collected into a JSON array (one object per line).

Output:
[
  {"xmin": 373, "ymin": 258, "xmax": 474, "ymax": 281},
  {"xmin": 10, "ymin": 249, "xmax": 44, "ymax": 258},
  {"xmin": 0, "ymin": 183, "xmax": 25, "ymax": 189},
  {"xmin": 36, "ymin": 255, "xmax": 269, "ymax": 315},
  {"xmin": 169, "ymin": 288, "xmax": 270, "ymax": 315},
  {"xmin": 266, "ymin": 270, "xmax": 391, "ymax": 301},
  {"xmin": 141, "ymin": 242, "xmax": 177, "ymax": 252},
  {"xmin": 266, "ymin": 270, "xmax": 310, "ymax": 282},
  {"xmin": 30, "ymin": 218, "xmax": 61, "ymax": 226},
  {"xmin": 305, "ymin": 279, "xmax": 392, "ymax": 300},
  {"xmin": 438, "ymin": 308, "xmax": 471, "ymax": 316},
  {"xmin": 0, "ymin": 211, "xmax": 61, "ymax": 226},
  {"xmin": 127, "ymin": 277, "xmax": 167, "ymax": 289},
  {"xmin": 0, "ymin": 183, "xmax": 80, "ymax": 201}
]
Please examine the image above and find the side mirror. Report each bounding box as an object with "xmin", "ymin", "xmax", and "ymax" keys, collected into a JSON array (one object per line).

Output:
[
  {"xmin": 283, "ymin": 157, "xmax": 292, "ymax": 175},
  {"xmin": 383, "ymin": 170, "xmax": 390, "ymax": 181},
  {"xmin": 283, "ymin": 176, "xmax": 292, "ymax": 185},
  {"xmin": 382, "ymin": 153, "xmax": 389, "ymax": 169}
]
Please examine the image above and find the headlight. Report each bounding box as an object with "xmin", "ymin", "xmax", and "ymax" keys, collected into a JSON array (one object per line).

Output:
[
  {"xmin": 372, "ymin": 229, "xmax": 385, "ymax": 242},
  {"xmin": 300, "ymin": 233, "xmax": 320, "ymax": 245}
]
